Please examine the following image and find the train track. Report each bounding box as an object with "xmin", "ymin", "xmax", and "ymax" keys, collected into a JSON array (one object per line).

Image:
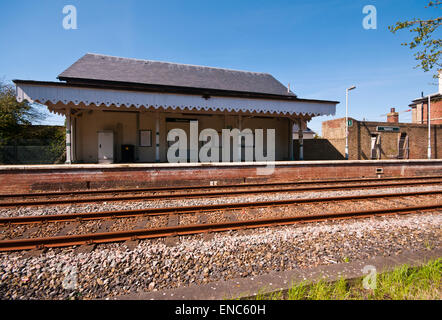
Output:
[
  {"xmin": 0, "ymin": 203, "xmax": 440, "ymax": 252},
  {"xmin": 0, "ymin": 189, "xmax": 441, "ymax": 251},
  {"xmin": 1, "ymin": 189, "xmax": 440, "ymax": 224},
  {"xmin": 1, "ymin": 175, "xmax": 441, "ymax": 207}
]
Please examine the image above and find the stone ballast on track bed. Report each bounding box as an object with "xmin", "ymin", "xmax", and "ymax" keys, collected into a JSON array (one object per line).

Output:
[
  {"xmin": 0, "ymin": 188, "xmax": 440, "ymax": 242},
  {"xmin": 1, "ymin": 184, "xmax": 441, "ymax": 218},
  {"xmin": 0, "ymin": 212, "xmax": 440, "ymax": 300}
]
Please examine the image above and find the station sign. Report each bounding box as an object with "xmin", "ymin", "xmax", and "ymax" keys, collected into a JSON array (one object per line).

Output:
[{"xmin": 376, "ymin": 126, "xmax": 400, "ymax": 132}]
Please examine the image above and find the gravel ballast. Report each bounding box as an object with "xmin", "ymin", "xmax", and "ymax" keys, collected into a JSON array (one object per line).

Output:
[
  {"xmin": 0, "ymin": 211, "xmax": 440, "ymax": 300},
  {"xmin": 1, "ymin": 185, "xmax": 441, "ymax": 218}
]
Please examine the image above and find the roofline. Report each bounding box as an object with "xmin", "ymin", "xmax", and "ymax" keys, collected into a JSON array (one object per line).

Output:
[
  {"xmin": 13, "ymin": 79, "xmax": 339, "ymax": 105},
  {"xmin": 410, "ymin": 93, "xmax": 442, "ymax": 104},
  {"xmin": 75, "ymin": 53, "xmax": 273, "ymax": 76},
  {"xmin": 57, "ymin": 76, "xmax": 299, "ymax": 99},
  {"xmin": 324, "ymin": 117, "xmax": 442, "ymax": 128}
]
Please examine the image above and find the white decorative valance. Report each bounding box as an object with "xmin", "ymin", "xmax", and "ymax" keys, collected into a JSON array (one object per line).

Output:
[{"xmin": 16, "ymin": 83, "xmax": 336, "ymax": 117}]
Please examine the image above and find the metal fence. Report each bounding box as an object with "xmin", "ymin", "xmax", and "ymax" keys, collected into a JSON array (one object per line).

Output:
[{"xmin": 0, "ymin": 146, "xmax": 65, "ymax": 164}]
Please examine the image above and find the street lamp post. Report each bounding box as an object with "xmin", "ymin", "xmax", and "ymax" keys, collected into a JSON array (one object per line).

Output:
[
  {"xmin": 425, "ymin": 92, "xmax": 439, "ymax": 159},
  {"xmin": 345, "ymin": 86, "xmax": 356, "ymax": 160},
  {"xmin": 428, "ymin": 95, "xmax": 431, "ymax": 159}
]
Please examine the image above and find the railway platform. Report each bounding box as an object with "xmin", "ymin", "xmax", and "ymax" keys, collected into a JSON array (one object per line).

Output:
[{"xmin": 0, "ymin": 159, "xmax": 441, "ymax": 194}]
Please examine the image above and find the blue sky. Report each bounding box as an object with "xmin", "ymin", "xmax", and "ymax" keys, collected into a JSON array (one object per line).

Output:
[{"xmin": 0, "ymin": 0, "xmax": 440, "ymax": 134}]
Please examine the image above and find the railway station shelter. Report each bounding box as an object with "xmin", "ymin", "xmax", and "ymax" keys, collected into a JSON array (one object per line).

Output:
[{"xmin": 14, "ymin": 54, "xmax": 338, "ymax": 164}]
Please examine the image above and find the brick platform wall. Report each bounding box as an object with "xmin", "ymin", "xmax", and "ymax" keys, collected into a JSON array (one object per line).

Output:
[{"xmin": 0, "ymin": 160, "xmax": 441, "ymax": 194}]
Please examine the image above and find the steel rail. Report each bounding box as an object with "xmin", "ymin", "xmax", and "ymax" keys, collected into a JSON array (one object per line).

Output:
[
  {"xmin": 1, "ymin": 179, "xmax": 442, "ymax": 208},
  {"xmin": 1, "ymin": 175, "xmax": 441, "ymax": 199},
  {"xmin": 0, "ymin": 203, "xmax": 440, "ymax": 252},
  {"xmin": 1, "ymin": 189, "xmax": 441, "ymax": 225}
]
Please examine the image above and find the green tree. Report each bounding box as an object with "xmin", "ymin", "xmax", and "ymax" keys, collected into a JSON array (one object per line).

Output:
[
  {"xmin": 0, "ymin": 81, "xmax": 46, "ymax": 145},
  {"xmin": 389, "ymin": 1, "xmax": 441, "ymax": 77},
  {"xmin": 49, "ymin": 127, "xmax": 66, "ymax": 164}
]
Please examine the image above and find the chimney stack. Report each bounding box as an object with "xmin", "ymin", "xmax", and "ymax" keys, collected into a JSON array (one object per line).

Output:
[{"xmin": 387, "ymin": 108, "xmax": 399, "ymax": 123}]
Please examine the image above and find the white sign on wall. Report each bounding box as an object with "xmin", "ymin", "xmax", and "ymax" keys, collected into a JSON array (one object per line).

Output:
[{"xmin": 140, "ymin": 130, "xmax": 152, "ymax": 147}]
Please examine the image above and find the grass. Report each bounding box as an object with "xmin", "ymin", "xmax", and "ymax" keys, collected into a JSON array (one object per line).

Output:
[
  {"xmin": 253, "ymin": 258, "xmax": 441, "ymax": 300},
  {"xmin": 424, "ymin": 240, "xmax": 434, "ymax": 250}
]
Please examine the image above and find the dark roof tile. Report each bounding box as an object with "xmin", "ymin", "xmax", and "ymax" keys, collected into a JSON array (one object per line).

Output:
[{"xmin": 58, "ymin": 53, "xmax": 294, "ymax": 96}]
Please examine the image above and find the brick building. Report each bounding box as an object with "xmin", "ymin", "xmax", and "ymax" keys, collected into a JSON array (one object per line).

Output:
[
  {"xmin": 410, "ymin": 95, "xmax": 442, "ymax": 125},
  {"xmin": 409, "ymin": 70, "xmax": 442, "ymax": 125},
  {"xmin": 322, "ymin": 116, "xmax": 442, "ymax": 160},
  {"xmin": 14, "ymin": 53, "xmax": 338, "ymax": 164},
  {"xmin": 321, "ymin": 71, "xmax": 442, "ymax": 161}
]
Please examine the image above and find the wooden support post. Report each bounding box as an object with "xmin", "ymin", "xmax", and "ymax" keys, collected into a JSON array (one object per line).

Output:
[
  {"xmin": 155, "ymin": 112, "xmax": 160, "ymax": 162},
  {"xmin": 136, "ymin": 112, "xmax": 140, "ymax": 162},
  {"xmin": 298, "ymin": 118, "xmax": 304, "ymax": 161},
  {"xmin": 238, "ymin": 114, "xmax": 242, "ymax": 162},
  {"xmin": 65, "ymin": 109, "xmax": 72, "ymax": 164},
  {"xmin": 71, "ymin": 116, "xmax": 76, "ymax": 163},
  {"xmin": 289, "ymin": 118, "xmax": 294, "ymax": 161}
]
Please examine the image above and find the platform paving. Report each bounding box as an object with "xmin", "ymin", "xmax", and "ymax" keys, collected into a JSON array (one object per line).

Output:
[{"xmin": 113, "ymin": 247, "xmax": 441, "ymax": 300}]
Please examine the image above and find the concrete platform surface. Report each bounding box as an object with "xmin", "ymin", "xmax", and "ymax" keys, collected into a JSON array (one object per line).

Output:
[{"xmin": 0, "ymin": 159, "xmax": 441, "ymax": 171}]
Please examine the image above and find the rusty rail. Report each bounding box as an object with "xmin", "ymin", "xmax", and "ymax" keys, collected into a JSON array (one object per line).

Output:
[
  {"xmin": 1, "ymin": 179, "xmax": 441, "ymax": 208},
  {"xmin": 0, "ymin": 203, "xmax": 440, "ymax": 252},
  {"xmin": 1, "ymin": 189, "xmax": 441, "ymax": 225}
]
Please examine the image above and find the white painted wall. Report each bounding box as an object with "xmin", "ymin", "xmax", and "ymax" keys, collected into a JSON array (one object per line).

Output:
[{"xmin": 74, "ymin": 110, "xmax": 292, "ymax": 163}]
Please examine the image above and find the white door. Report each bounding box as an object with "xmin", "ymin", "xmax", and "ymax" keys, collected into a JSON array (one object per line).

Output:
[{"xmin": 98, "ymin": 131, "xmax": 114, "ymax": 163}]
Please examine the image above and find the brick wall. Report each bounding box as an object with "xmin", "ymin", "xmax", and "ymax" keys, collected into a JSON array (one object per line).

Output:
[
  {"xmin": 322, "ymin": 118, "xmax": 442, "ymax": 160},
  {"xmin": 412, "ymin": 99, "xmax": 442, "ymax": 125},
  {"xmin": 293, "ymin": 139, "xmax": 344, "ymax": 160},
  {"xmin": 0, "ymin": 161, "xmax": 441, "ymax": 193}
]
